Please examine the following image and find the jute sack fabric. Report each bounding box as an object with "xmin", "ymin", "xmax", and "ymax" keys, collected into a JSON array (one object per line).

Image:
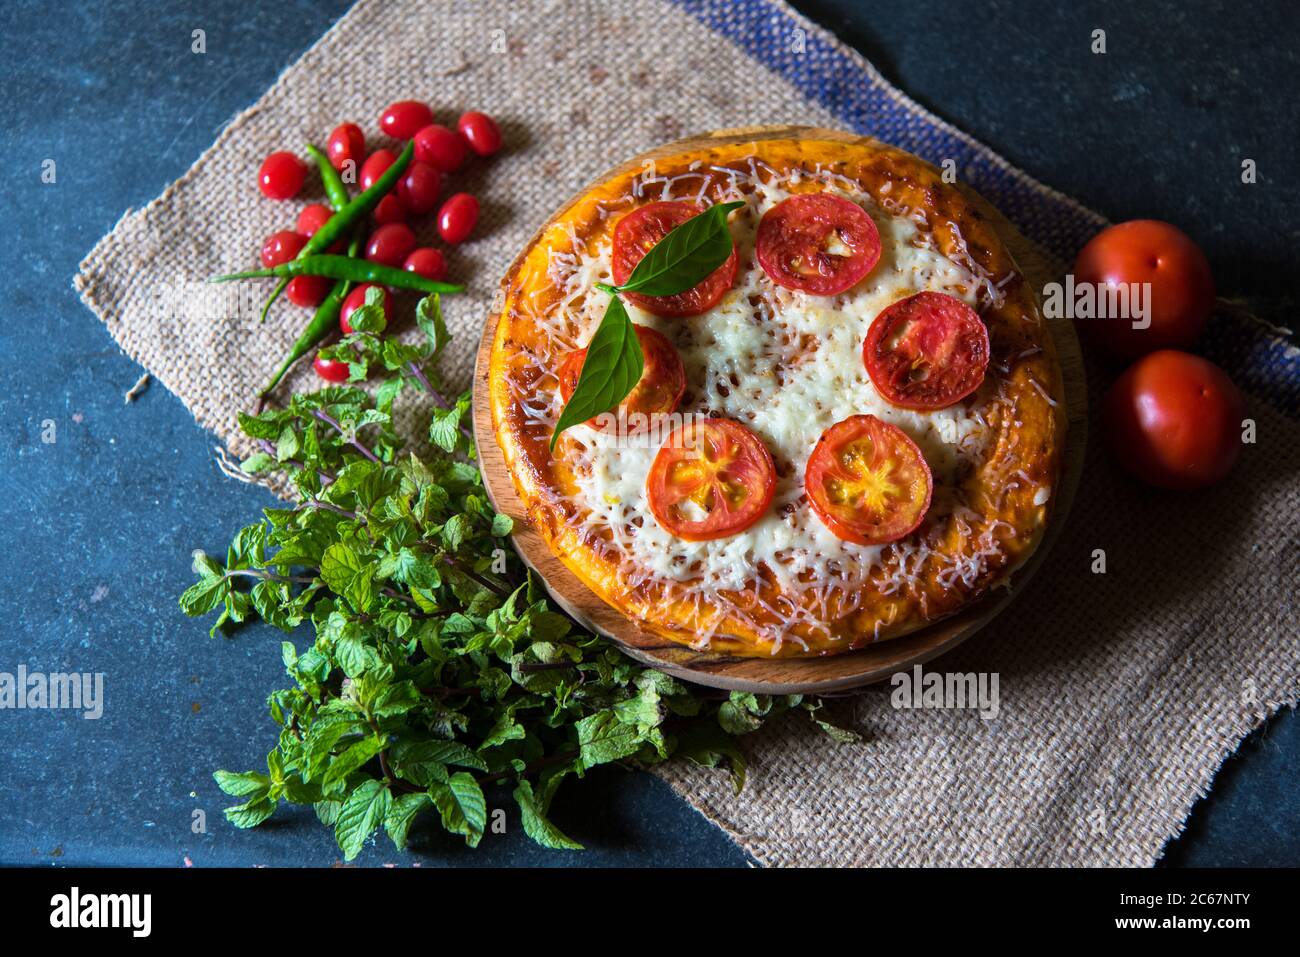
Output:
[{"xmin": 75, "ymin": 0, "xmax": 1299, "ymax": 866}]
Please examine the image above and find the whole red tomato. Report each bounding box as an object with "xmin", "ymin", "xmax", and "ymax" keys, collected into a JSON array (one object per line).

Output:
[
  {"xmin": 1104, "ymin": 350, "xmax": 1244, "ymax": 489},
  {"xmin": 1073, "ymin": 220, "xmax": 1215, "ymax": 361}
]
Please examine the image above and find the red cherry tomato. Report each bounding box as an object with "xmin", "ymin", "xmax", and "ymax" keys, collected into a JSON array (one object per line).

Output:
[
  {"xmin": 863, "ymin": 292, "xmax": 990, "ymax": 410},
  {"xmin": 756, "ymin": 193, "xmax": 881, "ymax": 296},
  {"xmin": 380, "ymin": 100, "xmax": 434, "ymax": 140},
  {"xmin": 340, "ymin": 283, "xmax": 393, "ymax": 335},
  {"xmin": 296, "ymin": 203, "xmax": 333, "ymax": 238},
  {"xmin": 294, "ymin": 205, "xmax": 344, "ymax": 252},
  {"xmin": 413, "ymin": 123, "xmax": 467, "ymax": 172},
  {"xmin": 403, "ymin": 248, "xmax": 447, "ymax": 282},
  {"xmin": 373, "ymin": 193, "xmax": 407, "ymax": 226},
  {"xmin": 457, "ymin": 111, "xmax": 502, "ymax": 157},
  {"xmin": 260, "ymin": 230, "xmax": 307, "ymax": 268},
  {"xmin": 1103, "ymin": 349, "xmax": 1244, "ymax": 489},
  {"xmin": 326, "ymin": 123, "xmax": 365, "ymax": 173},
  {"xmin": 1073, "ymin": 220, "xmax": 1216, "ymax": 361},
  {"xmin": 646, "ymin": 418, "xmax": 776, "ymax": 541},
  {"xmin": 286, "ymin": 275, "xmax": 333, "ymax": 308},
  {"xmin": 313, "ymin": 355, "xmax": 351, "ymax": 383},
  {"xmin": 437, "ymin": 193, "xmax": 479, "ymax": 244},
  {"xmin": 557, "ymin": 325, "xmax": 686, "ymax": 432},
  {"xmin": 396, "ymin": 161, "xmax": 443, "ymax": 215},
  {"xmin": 612, "ymin": 202, "xmax": 738, "ymax": 318},
  {"xmin": 365, "ymin": 222, "xmax": 417, "ymax": 268},
  {"xmin": 258, "ymin": 151, "xmax": 306, "ymax": 201},
  {"xmin": 804, "ymin": 414, "xmax": 933, "ymax": 545},
  {"xmin": 359, "ymin": 149, "xmax": 397, "ymax": 192}
]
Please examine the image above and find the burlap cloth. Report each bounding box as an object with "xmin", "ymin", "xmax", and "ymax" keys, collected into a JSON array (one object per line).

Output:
[{"xmin": 76, "ymin": 0, "xmax": 1298, "ymax": 866}]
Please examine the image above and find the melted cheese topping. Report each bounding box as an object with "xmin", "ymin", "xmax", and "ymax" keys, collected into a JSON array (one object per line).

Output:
[{"xmin": 509, "ymin": 163, "xmax": 1019, "ymax": 649}]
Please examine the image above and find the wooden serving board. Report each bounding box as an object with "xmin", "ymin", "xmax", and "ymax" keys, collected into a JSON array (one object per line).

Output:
[{"xmin": 472, "ymin": 126, "xmax": 1087, "ymax": 694}]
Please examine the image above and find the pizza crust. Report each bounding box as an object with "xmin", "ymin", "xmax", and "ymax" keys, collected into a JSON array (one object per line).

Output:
[{"xmin": 488, "ymin": 135, "xmax": 1067, "ymax": 658}]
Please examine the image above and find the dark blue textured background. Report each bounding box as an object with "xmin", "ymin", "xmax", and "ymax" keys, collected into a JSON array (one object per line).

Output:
[{"xmin": 0, "ymin": 0, "xmax": 1295, "ymax": 867}]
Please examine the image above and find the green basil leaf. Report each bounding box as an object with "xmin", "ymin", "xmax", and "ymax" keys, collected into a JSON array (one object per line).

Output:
[
  {"xmin": 576, "ymin": 709, "xmax": 644, "ymax": 769},
  {"xmin": 335, "ymin": 779, "xmax": 391, "ymax": 861},
  {"xmin": 391, "ymin": 739, "xmax": 487, "ymax": 773},
  {"xmin": 240, "ymin": 451, "xmax": 276, "ymax": 475},
  {"xmin": 481, "ymin": 710, "xmax": 526, "ymax": 749},
  {"xmin": 429, "ymin": 400, "xmax": 467, "ymax": 454},
  {"xmin": 429, "ymin": 771, "xmax": 487, "ymax": 848},
  {"xmin": 213, "ymin": 769, "xmax": 270, "ymax": 798},
  {"xmin": 319, "ymin": 541, "xmax": 376, "ymax": 614},
  {"xmin": 616, "ymin": 201, "xmax": 744, "ymax": 296},
  {"xmin": 514, "ymin": 779, "xmax": 583, "ymax": 850},
  {"xmin": 302, "ymin": 716, "xmax": 359, "ymax": 782},
  {"xmin": 179, "ymin": 575, "xmax": 229, "ymax": 617},
  {"xmin": 415, "ymin": 294, "xmax": 451, "ymax": 360},
  {"xmin": 319, "ymin": 542, "xmax": 363, "ymax": 593},
  {"xmin": 322, "ymin": 735, "xmax": 386, "ymax": 788},
  {"xmin": 223, "ymin": 795, "xmax": 277, "ymax": 829},
  {"xmin": 384, "ymin": 792, "xmax": 431, "ymax": 850},
  {"xmin": 718, "ymin": 699, "xmax": 764, "ymax": 735},
  {"xmin": 549, "ymin": 295, "xmax": 643, "ymax": 449}
]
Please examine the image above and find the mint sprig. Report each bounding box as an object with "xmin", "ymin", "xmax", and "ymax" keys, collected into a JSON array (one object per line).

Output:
[
  {"xmin": 183, "ymin": 291, "xmax": 859, "ymax": 860},
  {"xmin": 552, "ymin": 201, "xmax": 745, "ymax": 448}
]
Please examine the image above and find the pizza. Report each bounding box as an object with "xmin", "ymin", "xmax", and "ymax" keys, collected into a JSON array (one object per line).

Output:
[{"xmin": 486, "ymin": 132, "xmax": 1066, "ymax": 658}]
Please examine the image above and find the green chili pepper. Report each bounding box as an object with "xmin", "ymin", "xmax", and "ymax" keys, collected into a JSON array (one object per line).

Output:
[
  {"xmin": 338, "ymin": 230, "xmax": 365, "ymax": 299},
  {"xmin": 255, "ymin": 231, "xmax": 368, "ymax": 401},
  {"xmin": 258, "ymin": 280, "xmax": 349, "ymax": 398},
  {"xmin": 213, "ymin": 254, "xmax": 462, "ymax": 295},
  {"xmin": 307, "ymin": 144, "xmax": 350, "ymax": 213},
  {"xmin": 256, "ymin": 140, "xmax": 415, "ymax": 323},
  {"xmin": 258, "ymin": 147, "xmax": 350, "ymax": 323}
]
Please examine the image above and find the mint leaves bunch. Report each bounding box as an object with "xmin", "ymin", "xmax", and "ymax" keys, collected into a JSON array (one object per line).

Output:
[
  {"xmin": 550, "ymin": 201, "xmax": 745, "ymax": 447},
  {"xmin": 181, "ymin": 291, "xmax": 855, "ymax": 859}
]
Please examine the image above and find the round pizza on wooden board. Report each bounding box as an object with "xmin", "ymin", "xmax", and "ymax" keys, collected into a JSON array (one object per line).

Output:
[{"xmin": 475, "ymin": 126, "xmax": 1081, "ymax": 689}]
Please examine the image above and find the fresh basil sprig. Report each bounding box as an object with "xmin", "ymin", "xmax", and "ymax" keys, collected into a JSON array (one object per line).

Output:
[
  {"xmin": 552, "ymin": 201, "xmax": 744, "ymax": 448},
  {"xmin": 609, "ymin": 200, "xmax": 745, "ymax": 296},
  {"xmin": 180, "ymin": 287, "xmax": 859, "ymax": 859},
  {"xmin": 548, "ymin": 296, "xmax": 643, "ymax": 449}
]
